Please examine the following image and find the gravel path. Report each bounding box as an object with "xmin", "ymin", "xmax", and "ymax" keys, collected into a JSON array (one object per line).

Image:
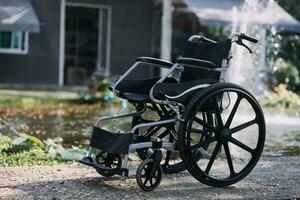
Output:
[{"xmin": 0, "ymin": 156, "xmax": 299, "ymax": 200}]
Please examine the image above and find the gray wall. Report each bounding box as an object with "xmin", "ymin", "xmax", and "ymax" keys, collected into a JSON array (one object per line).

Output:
[
  {"xmin": 68, "ymin": 0, "xmax": 154, "ymax": 78},
  {"xmin": 0, "ymin": 0, "xmax": 61, "ymax": 85},
  {"xmin": 0, "ymin": 0, "xmax": 154, "ymax": 85}
]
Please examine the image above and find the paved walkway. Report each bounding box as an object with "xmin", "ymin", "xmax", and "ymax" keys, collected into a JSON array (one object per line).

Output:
[{"xmin": 0, "ymin": 156, "xmax": 299, "ymax": 200}]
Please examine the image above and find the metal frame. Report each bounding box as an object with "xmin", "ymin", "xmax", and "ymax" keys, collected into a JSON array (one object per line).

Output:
[
  {"xmin": 109, "ymin": 34, "xmax": 245, "ymax": 120},
  {"xmin": 94, "ymin": 109, "xmax": 145, "ymax": 127},
  {"xmin": 129, "ymin": 142, "xmax": 175, "ymax": 152},
  {"xmin": 120, "ymin": 141, "xmax": 176, "ymax": 171},
  {"xmin": 110, "ymin": 34, "xmax": 239, "ymax": 109},
  {"xmin": 85, "ymin": 32, "xmax": 245, "ymax": 177},
  {"xmin": 111, "ymin": 61, "xmax": 172, "ymax": 96}
]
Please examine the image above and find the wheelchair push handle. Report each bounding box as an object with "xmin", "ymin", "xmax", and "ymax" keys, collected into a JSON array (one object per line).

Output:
[
  {"xmin": 240, "ymin": 33, "xmax": 258, "ymax": 43},
  {"xmin": 232, "ymin": 33, "xmax": 258, "ymax": 54}
]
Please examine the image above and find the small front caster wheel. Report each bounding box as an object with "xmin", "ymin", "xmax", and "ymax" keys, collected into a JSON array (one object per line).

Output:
[
  {"xmin": 95, "ymin": 151, "xmax": 122, "ymax": 177},
  {"xmin": 136, "ymin": 159, "xmax": 162, "ymax": 191}
]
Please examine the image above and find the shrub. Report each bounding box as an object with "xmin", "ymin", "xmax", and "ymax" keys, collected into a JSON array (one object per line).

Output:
[
  {"xmin": 268, "ymin": 59, "xmax": 300, "ymax": 90},
  {"xmin": 260, "ymin": 84, "xmax": 300, "ymax": 113}
]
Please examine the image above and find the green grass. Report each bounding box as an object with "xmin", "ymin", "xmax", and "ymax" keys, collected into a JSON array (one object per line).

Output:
[
  {"xmin": 0, "ymin": 95, "xmax": 70, "ymax": 108},
  {"xmin": 0, "ymin": 92, "xmax": 117, "ymax": 108},
  {"xmin": 0, "ymin": 148, "xmax": 65, "ymax": 167},
  {"xmin": 0, "ymin": 134, "xmax": 75, "ymax": 167}
]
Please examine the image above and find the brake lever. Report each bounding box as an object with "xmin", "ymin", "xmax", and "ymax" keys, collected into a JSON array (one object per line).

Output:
[{"xmin": 236, "ymin": 39, "xmax": 253, "ymax": 53}]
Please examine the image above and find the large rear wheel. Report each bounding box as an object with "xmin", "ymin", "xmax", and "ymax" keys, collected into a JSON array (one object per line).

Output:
[{"xmin": 178, "ymin": 83, "xmax": 266, "ymax": 187}]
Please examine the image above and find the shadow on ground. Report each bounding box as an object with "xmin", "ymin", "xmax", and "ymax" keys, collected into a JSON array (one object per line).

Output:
[{"xmin": 0, "ymin": 156, "xmax": 299, "ymax": 200}]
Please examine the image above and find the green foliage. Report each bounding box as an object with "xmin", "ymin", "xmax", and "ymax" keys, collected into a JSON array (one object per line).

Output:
[
  {"xmin": 202, "ymin": 26, "xmax": 230, "ymax": 42},
  {"xmin": 60, "ymin": 147, "xmax": 87, "ymax": 161},
  {"xmin": 76, "ymin": 76, "xmax": 116, "ymax": 104},
  {"xmin": 0, "ymin": 134, "xmax": 87, "ymax": 166},
  {"xmin": 276, "ymin": 35, "xmax": 300, "ymax": 90},
  {"xmin": 268, "ymin": 59, "xmax": 300, "ymax": 90},
  {"xmin": 45, "ymin": 137, "xmax": 87, "ymax": 161},
  {"xmin": 274, "ymin": 1, "xmax": 300, "ymax": 91},
  {"xmin": 5, "ymin": 133, "xmax": 45, "ymax": 153},
  {"xmin": 95, "ymin": 77, "xmax": 110, "ymax": 93},
  {"xmin": 77, "ymin": 91, "xmax": 99, "ymax": 103},
  {"xmin": 0, "ymin": 135, "xmax": 12, "ymax": 152},
  {"xmin": 0, "ymin": 148, "xmax": 61, "ymax": 167},
  {"xmin": 276, "ymin": 0, "xmax": 300, "ymax": 21},
  {"xmin": 260, "ymin": 84, "xmax": 300, "ymax": 114},
  {"xmin": 0, "ymin": 95, "xmax": 41, "ymax": 108},
  {"xmin": 0, "ymin": 95, "xmax": 70, "ymax": 108}
]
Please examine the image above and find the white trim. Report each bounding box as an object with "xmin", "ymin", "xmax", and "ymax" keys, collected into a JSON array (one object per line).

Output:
[
  {"xmin": 160, "ymin": 0, "xmax": 172, "ymax": 75},
  {"xmin": 0, "ymin": 32, "xmax": 29, "ymax": 55},
  {"xmin": 24, "ymin": 31, "xmax": 29, "ymax": 53},
  {"xmin": 106, "ymin": 7, "xmax": 112, "ymax": 75},
  {"xmin": 59, "ymin": 0, "xmax": 66, "ymax": 86},
  {"xmin": 65, "ymin": 2, "xmax": 111, "ymax": 10},
  {"xmin": 98, "ymin": 9, "xmax": 103, "ymax": 71},
  {"xmin": 165, "ymin": 84, "xmax": 211, "ymax": 99}
]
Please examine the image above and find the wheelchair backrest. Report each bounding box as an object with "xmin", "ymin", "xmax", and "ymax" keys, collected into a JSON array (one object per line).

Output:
[{"xmin": 181, "ymin": 37, "xmax": 232, "ymax": 82}]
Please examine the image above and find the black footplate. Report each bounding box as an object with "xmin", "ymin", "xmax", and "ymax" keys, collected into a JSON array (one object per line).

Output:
[
  {"xmin": 90, "ymin": 127, "xmax": 134, "ymax": 154},
  {"xmin": 79, "ymin": 156, "xmax": 129, "ymax": 177}
]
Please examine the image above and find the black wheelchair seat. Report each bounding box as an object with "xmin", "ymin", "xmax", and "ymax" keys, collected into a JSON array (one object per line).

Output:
[{"xmin": 110, "ymin": 77, "xmax": 178, "ymax": 102}]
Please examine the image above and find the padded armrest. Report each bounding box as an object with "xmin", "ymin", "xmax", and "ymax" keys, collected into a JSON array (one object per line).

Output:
[
  {"xmin": 177, "ymin": 57, "xmax": 217, "ymax": 69},
  {"xmin": 137, "ymin": 57, "xmax": 173, "ymax": 68}
]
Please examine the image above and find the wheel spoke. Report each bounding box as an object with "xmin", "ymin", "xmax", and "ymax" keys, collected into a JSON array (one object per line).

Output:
[
  {"xmin": 144, "ymin": 177, "xmax": 149, "ymax": 185},
  {"xmin": 190, "ymin": 128, "xmax": 207, "ymax": 134},
  {"xmin": 144, "ymin": 126, "xmax": 162, "ymax": 138},
  {"xmin": 149, "ymin": 178, "xmax": 153, "ymax": 185},
  {"xmin": 190, "ymin": 136, "xmax": 217, "ymax": 151},
  {"xmin": 230, "ymin": 119, "xmax": 257, "ymax": 134},
  {"xmin": 230, "ymin": 137, "xmax": 254, "ymax": 154},
  {"xmin": 225, "ymin": 96, "xmax": 242, "ymax": 128},
  {"xmin": 205, "ymin": 142, "xmax": 221, "ymax": 174},
  {"xmin": 158, "ymin": 129, "xmax": 170, "ymax": 139},
  {"xmin": 164, "ymin": 150, "xmax": 171, "ymax": 166},
  {"xmin": 213, "ymin": 96, "xmax": 223, "ymax": 128},
  {"xmin": 223, "ymin": 143, "xmax": 235, "ymax": 176},
  {"xmin": 194, "ymin": 117, "xmax": 217, "ymax": 133}
]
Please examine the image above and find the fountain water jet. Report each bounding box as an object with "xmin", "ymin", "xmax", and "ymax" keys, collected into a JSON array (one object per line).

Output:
[{"xmin": 228, "ymin": 0, "xmax": 278, "ymax": 94}]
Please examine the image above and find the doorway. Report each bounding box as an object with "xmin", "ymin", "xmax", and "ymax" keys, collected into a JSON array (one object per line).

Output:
[{"xmin": 64, "ymin": 3, "xmax": 111, "ymax": 85}]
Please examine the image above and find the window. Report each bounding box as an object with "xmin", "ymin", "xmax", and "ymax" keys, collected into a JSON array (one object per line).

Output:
[{"xmin": 0, "ymin": 31, "xmax": 29, "ymax": 54}]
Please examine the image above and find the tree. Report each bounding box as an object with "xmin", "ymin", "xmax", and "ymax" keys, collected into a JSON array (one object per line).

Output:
[{"xmin": 273, "ymin": 0, "xmax": 300, "ymax": 91}]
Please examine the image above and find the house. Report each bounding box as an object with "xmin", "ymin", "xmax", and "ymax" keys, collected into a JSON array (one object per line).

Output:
[
  {"xmin": 0, "ymin": 0, "xmax": 299, "ymax": 87},
  {"xmin": 0, "ymin": 0, "xmax": 161, "ymax": 86}
]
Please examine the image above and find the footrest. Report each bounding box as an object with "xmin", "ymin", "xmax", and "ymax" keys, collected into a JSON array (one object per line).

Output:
[
  {"xmin": 79, "ymin": 157, "xmax": 129, "ymax": 177},
  {"xmin": 90, "ymin": 127, "xmax": 134, "ymax": 154},
  {"xmin": 79, "ymin": 156, "xmax": 94, "ymax": 166}
]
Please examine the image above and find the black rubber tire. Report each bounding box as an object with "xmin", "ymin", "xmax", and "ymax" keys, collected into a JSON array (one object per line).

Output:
[
  {"xmin": 136, "ymin": 159, "xmax": 162, "ymax": 191},
  {"xmin": 136, "ymin": 113, "xmax": 213, "ymax": 175},
  {"xmin": 178, "ymin": 83, "xmax": 266, "ymax": 187},
  {"xmin": 95, "ymin": 151, "xmax": 122, "ymax": 177},
  {"xmin": 134, "ymin": 125, "xmax": 186, "ymax": 174}
]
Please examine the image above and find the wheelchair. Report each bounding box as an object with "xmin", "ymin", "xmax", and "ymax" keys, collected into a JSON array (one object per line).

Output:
[{"xmin": 80, "ymin": 33, "xmax": 266, "ymax": 191}]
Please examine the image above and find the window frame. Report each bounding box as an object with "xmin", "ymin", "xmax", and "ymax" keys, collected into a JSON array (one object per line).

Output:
[{"xmin": 0, "ymin": 31, "xmax": 29, "ymax": 55}]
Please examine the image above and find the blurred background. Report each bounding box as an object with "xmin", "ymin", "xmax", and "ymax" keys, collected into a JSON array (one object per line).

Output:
[{"xmin": 0, "ymin": 0, "xmax": 299, "ymax": 165}]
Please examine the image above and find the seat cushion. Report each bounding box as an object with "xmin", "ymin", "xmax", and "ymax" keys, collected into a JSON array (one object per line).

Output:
[
  {"xmin": 152, "ymin": 79, "xmax": 219, "ymax": 104},
  {"xmin": 110, "ymin": 77, "xmax": 177, "ymax": 102}
]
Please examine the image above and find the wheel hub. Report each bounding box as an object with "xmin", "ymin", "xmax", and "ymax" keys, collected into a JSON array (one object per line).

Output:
[{"xmin": 219, "ymin": 128, "xmax": 231, "ymax": 142}]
